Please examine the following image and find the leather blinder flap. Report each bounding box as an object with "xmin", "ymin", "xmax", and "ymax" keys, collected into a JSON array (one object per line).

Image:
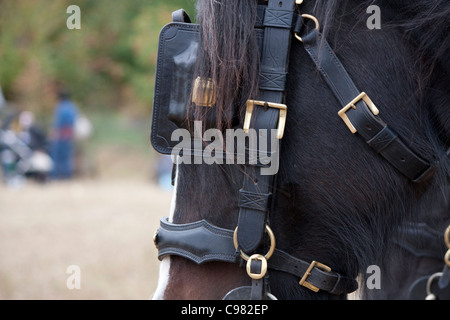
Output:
[
  {"xmin": 151, "ymin": 19, "xmax": 232, "ymax": 155},
  {"xmin": 151, "ymin": 8, "xmax": 267, "ymax": 156},
  {"xmin": 151, "ymin": 21, "xmax": 199, "ymax": 155}
]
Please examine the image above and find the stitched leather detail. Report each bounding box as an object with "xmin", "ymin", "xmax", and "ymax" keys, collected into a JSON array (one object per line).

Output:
[
  {"xmin": 239, "ymin": 189, "xmax": 272, "ymax": 212},
  {"xmin": 259, "ymin": 71, "xmax": 287, "ymax": 91},
  {"xmin": 264, "ymin": 9, "xmax": 294, "ymax": 29},
  {"xmin": 236, "ymin": 0, "xmax": 297, "ymax": 254},
  {"xmin": 157, "ymin": 218, "xmax": 238, "ymax": 264},
  {"xmin": 367, "ymin": 126, "xmax": 398, "ymax": 154},
  {"xmin": 301, "ymin": 29, "xmax": 435, "ymax": 183},
  {"xmin": 156, "ymin": 218, "xmax": 359, "ymax": 295}
]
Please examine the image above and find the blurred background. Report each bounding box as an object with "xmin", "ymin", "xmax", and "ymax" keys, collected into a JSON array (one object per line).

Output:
[{"xmin": 0, "ymin": 0, "xmax": 196, "ymax": 299}]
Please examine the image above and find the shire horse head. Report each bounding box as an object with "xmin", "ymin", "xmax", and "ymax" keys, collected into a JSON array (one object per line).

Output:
[{"xmin": 153, "ymin": 0, "xmax": 449, "ymax": 300}]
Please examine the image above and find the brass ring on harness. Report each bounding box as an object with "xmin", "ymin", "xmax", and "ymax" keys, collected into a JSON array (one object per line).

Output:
[
  {"xmin": 233, "ymin": 225, "xmax": 276, "ymax": 261},
  {"xmin": 445, "ymin": 250, "xmax": 450, "ymax": 267},
  {"xmin": 295, "ymin": 14, "xmax": 320, "ymax": 43},
  {"xmin": 445, "ymin": 225, "xmax": 450, "ymax": 249},
  {"xmin": 426, "ymin": 272, "xmax": 443, "ymax": 300},
  {"xmin": 444, "ymin": 226, "xmax": 450, "ymax": 267}
]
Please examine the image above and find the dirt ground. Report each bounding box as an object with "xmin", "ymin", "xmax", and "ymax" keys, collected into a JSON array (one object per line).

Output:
[{"xmin": 0, "ymin": 177, "xmax": 172, "ymax": 300}]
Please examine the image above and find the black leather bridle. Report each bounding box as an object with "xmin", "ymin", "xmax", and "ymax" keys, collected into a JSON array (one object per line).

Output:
[
  {"xmin": 152, "ymin": 0, "xmax": 437, "ymax": 300},
  {"xmin": 396, "ymin": 223, "xmax": 450, "ymax": 300}
]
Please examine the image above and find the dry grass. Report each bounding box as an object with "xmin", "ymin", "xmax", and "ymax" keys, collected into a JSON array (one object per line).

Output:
[{"xmin": 0, "ymin": 178, "xmax": 172, "ymax": 300}]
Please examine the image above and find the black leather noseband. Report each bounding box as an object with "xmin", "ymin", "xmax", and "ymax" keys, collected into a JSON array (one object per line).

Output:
[{"xmin": 155, "ymin": 217, "xmax": 358, "ymax": 296}]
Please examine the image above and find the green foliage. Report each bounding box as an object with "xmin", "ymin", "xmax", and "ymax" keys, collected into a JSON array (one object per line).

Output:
[
  {"xmin": 0, "ymin": 0, "xmax": 197, "ymax": 115},
  {"xmin": 87, "ymin": 111, "xmax": 149, "ymax": 151}
]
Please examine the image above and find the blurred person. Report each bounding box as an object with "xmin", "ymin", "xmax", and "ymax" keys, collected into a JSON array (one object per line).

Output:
[
  {"xmin": 17, "ymin": 111, "xmax": 52, "ymax": 182},
  {"xmin": 18, "ymin": 111, "xmax": 47, "ymax": 152},
  {"xmin": 0, "ymin": 110, "xmax": 53, "ymax": 185},
  {"xmin": 0, "ymin": 111, "xmax": 23, "ymax": 185},
  {"xmin": 50, "ymin": 90, "xmax": 79, "ymax": 179}
]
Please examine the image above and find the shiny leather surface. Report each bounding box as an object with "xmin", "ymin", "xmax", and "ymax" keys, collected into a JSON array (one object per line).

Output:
[
  {"xmin": 156, "ymin": 217, "xmax": 358, "ymax": 295},
  {"xmin": 301, "ymin": 30, "xmax": 435, "ymax": 183},
  {"xmin": 151, "ymin": 22, "xmax": 199, "ymax": 154},
  {"xmin": 156, "ymin": 217, "xmax": 238, "ymax": 264},
  {"xmin": 236, "ymin": 0, "xmax": 296, "ymax": 254}
]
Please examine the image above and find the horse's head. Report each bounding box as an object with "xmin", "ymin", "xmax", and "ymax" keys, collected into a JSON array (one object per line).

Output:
[{"xmin": 153, "ymin": 0, "xmax": 449, "ymax": 300}]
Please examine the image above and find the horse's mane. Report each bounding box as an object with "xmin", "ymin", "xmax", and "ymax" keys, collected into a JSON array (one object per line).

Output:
[{"xmin": 194, "ymin": 0, "xmax": 259, "ymax": 131}]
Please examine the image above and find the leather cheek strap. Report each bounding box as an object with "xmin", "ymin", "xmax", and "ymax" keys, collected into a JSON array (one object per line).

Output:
[
  {"xmin": 301, "ymin": 29, "xmax": 436, "ymax": 183},
  {"xmin": 236, "ymin": 0, "xmax": 297, "ymax": 254}
]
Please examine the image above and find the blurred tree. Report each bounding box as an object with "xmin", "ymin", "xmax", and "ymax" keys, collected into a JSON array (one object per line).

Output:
[{"xmin": 0, "ymin": 0, "xmax": 196, "ymax": 117}]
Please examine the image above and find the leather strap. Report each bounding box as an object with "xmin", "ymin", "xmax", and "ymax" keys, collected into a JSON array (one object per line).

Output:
[
  {"xmin": 153, "ymin": 4, "xmax": 442, "ymax": 300},
  {"xmin": 408, "ymin": 273, "xmax": 450, "ymax": 300},
  {"xmin": 269, "ymin": 248, "xmax": 357, "ymax": 295},
  {"xmin": 236, "ymin": 0, "xmax": 297, "ymax": 254},
  {"xmin": 301, "ymin": 29, "xmax": 436, "ymax": 183},
  {"xmin": 396, "ymin": 222, "xmax": 450, "ymax": 299},
  {"xmin": 171, "ymin": 9, "xmax": 191, "ymax": 23},
  {"xmin": 155, "ymin": 217, "xmax": 358, "ymax": 295},
  {"xmin": 156, "ymin": 218, "xmax": 238, "ymax": 264}
]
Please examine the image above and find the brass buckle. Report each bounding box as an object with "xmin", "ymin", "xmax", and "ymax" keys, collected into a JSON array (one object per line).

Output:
[
  {"xmin": 246, "ymin": 254, "xmax": 268, "ymax": 280},
  {"xmin": 192, "ymin": 77, "xmax": 216, "ymax": 107},
  {"xmin": 299, "ymin": 260, "xmax": 332, "ymax": 292},
  {"xmin": 337, "ymin": 92, "xmax": 379, "ymax": 134},
  {"xmin": 243, "ymin": 100, "xmax": 287, "ymax": 139}
]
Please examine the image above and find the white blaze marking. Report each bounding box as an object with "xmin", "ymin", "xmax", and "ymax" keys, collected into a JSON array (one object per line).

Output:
[{"xmin": 152, "ymin": 156, "xmax": 179, "ymax": 300}]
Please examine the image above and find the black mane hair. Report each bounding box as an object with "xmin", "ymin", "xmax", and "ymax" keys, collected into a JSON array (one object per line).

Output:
[{"xmin": 194, "ymin": 0, "xmax": 260, "ymax": 131}]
